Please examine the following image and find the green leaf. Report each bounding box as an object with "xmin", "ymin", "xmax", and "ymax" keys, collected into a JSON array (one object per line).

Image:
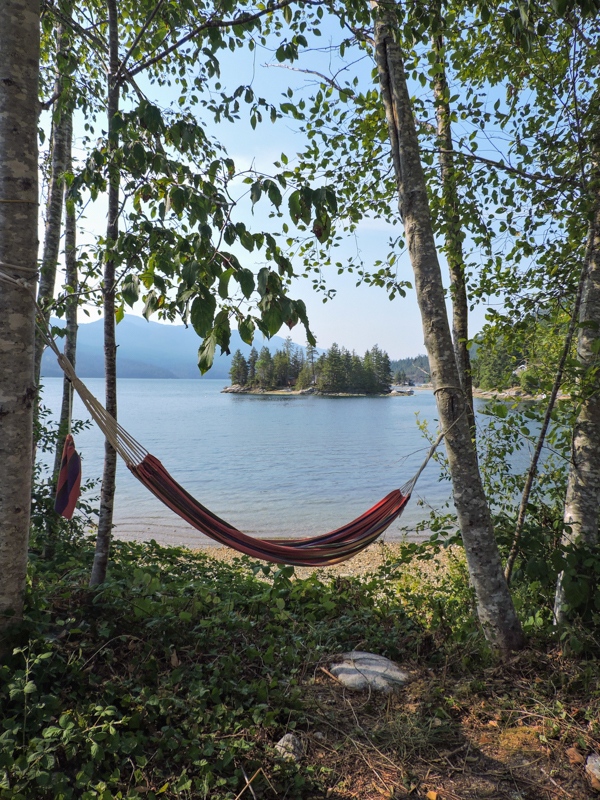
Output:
[
  {"xmin": 257, "ymin": 267, "xmax": 270, "ymax": 297},
  {"xmin": 262, "ymin": 304, "xmax": 283, "ymax": 336},
  {"xmin": 121, "ymin": 275, "xmax": 140, "ymax": 307},
  {"xmin": 250, "ymin": 181, "xmax": 262, "ymax": 206},
  {"xmin": 198, "ymin": 332, "xmax": 217, "ymax": 374},
  {"xmin": 265, "ymin": 180, "xmax": 282, "ymax": 209},
  {"xmin": 238, "ymin": 316, "xmax": 255, "ymax": 345},
  {"xmin": 236, "ymin": 268, "xmax": 255, "ymax": 299},
  {"xmin": 190, "ymin": 294, "xmax": 217, "ymax": 338},
  {"xmin": 218, "ymin": 268, "xmax": 234, "ymax": 299}
]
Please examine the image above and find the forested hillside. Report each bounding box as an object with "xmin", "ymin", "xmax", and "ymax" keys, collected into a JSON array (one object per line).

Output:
[{"xmin": 389, "ymin": 354, "xmax": 430, "ymax": 384}]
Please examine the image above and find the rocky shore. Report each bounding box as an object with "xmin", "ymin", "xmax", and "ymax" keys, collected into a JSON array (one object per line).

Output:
[{"xmin": 221, "ymin": 384, "xmax": 415, "ymax": 397}]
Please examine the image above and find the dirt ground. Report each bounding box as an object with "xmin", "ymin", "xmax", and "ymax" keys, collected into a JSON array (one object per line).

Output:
[{"xmin": 200, "ymin": 544, "xmax": 600, "ymax": 800}]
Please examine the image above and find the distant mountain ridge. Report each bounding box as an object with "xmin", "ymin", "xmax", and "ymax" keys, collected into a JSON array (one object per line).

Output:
[{"xmin": 41, "ymin": 316, "xmax": 312, "ymax": 380}]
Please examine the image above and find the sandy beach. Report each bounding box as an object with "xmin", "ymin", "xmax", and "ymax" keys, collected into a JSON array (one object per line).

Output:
[{"xmin": 191, "ymin": 539, "xmax": 451, "ymax": 581}]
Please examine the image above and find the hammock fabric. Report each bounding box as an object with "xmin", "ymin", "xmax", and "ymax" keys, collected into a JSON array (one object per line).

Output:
[
  {"xmin": 38, "ymin": 330, "xmax": 435, "ymax": 566},
  {"xmin": 54, "ymin": 434, "xmax": 82, "ymax": 520},
  {"xmin": 129, "ymin": 454, "xmax": 411, "ymax": 566}
]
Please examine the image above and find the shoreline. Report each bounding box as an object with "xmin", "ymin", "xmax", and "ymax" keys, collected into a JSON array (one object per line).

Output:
[
  {"xmin": 107, "ymin": 526, "xmax": 443, "ymax": 579},
  {"xmin": 191, "ymin": 540, "xmax": 446, "ymax": 580},
  {"xmin": 221, "ymin": 385, "xmax": 418, "ymax": 397}
]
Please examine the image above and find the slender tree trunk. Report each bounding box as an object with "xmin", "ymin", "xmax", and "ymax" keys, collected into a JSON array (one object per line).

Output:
[
  {"xmin": 53, "ymin": 116, "xmax": 77, "ymax": 480},
  {"xmin": 554, "ymin": 199, "xmax": 600, "ymax": 623},
  {"xmin": 90, "ymin": 0, "xmax": 120, "ymax": 587},
  {"xmin": 0, "ymin": 0, "xmax": 39, "ymax": 635},
  {"xmin": 432, "ymin": 23, "xmax": 475, "ymax": 436},
  {"xmin": 372, "ymin": 3, "xmax": 523, "ymax": 653},
  {"xmin": 505, "ymin": 250, "xmax": 588, "ymax": 584},
  {"xmin": 34, "ymin": 23, "xmax": 71, "ymax": 386}
]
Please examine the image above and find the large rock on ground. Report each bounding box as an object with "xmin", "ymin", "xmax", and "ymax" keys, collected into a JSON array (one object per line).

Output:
[
  {"xmin": 329, "ymin": 651, "xmax": 409, "ymax": 693},
  {"xmin": 586, "ymin": 753, "xmax": 600, "ymax": 791},
  {"xmin": 275, "ymin": 733, "xmax": 303, "ymax": 762}
]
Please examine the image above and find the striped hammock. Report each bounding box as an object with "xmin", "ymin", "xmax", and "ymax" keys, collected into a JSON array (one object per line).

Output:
[{"xmin": 46, "ymin": 343, "xmax": 437, "ymax": 566}]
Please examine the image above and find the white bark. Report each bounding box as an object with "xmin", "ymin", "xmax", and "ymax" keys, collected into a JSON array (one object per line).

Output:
[
  {"xmin": 34, "ymin": 23, "xmax": 72, "ymax": 385},
  {"xmin": 372, "ymin": 4, "xmax": 523, "ymax": 652},
  {"xmin": 90, "ymin": 0, "xmax": 119, "ymax": 587},
  {"xmin": 432, "ymin": 25, "xmax": 475, "ymax": 436},
  {"xmin": 554, "ymin": 207, "xmax": 600, "ymax": 623},
  {"xmin": 0, "ymin": 0, "xmax": 39, "ymax": 633}
]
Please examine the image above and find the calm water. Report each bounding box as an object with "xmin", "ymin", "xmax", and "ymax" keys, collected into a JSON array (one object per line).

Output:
[{"xmin": 40, "ymin": 379, "xmax": 457, "ymax": 548}]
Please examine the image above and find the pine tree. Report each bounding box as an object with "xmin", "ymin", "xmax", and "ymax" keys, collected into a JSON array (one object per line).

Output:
[
  {"xmin": 255, "ymin": 346, "xmax": 274, "ymax": 388},
  {"xmin": 317, "ymin": 343, "xmax": 346, "ymax": 392},
  {"xmin": 272, "ymin": 349, "xmax": 289, "ymax": 387},
  {"xmin": 247, "ymin": 347, "xmax": 258, "ymax": 385},
  {"xmin": 229, "ymin": 350, "xmax": 249, "ymax": 385}
]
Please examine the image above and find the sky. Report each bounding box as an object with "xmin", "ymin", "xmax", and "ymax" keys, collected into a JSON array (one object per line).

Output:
[{"xmin": 40, "ymin": 9, "xmax": 495, "ymax": 361}]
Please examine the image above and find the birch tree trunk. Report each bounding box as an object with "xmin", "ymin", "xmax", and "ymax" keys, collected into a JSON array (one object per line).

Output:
[
  {"xmin": 554, "ymin": 198, "xmax": 600, "ymax": 624},
  {"xmin": 34, "ymin": 23, "xmax": 71, "ymax": 385},
  {"xmin": 53, "ymin": 116, "xmax": 77, "ymax": 480},
  {"xmin": 0, "ymin": 0, "xmax": 39, "ymax": 635},
  {"xmin": 89, "ymin": 0, "xmax": 119, "ymax": 587},
  {"xmin": 432, "ymin": 25, "xmax": 475, "ymax": 436},
  {"xmin": 372, "ymin": 3, "xmax": 523, "ymax": 653}
]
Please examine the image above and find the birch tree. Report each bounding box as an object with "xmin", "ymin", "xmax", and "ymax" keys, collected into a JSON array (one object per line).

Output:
[
  {"xmin": 0, "ymin": 0, "xmax": 40, "ymax": 636},
  {"xmin": 370, "ymin": 2, "xmax": 523, "ymax": 652}
]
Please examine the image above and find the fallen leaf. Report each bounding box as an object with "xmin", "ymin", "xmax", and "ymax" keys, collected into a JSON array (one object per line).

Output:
[
  {"xmin": 170, "ymin": 650, "xmax": 180, "ymax": 667},
  {"xmin": 426, "ymin": 792, "xmax": 438, "ymax": 800},
  {"xmin": 566, "ymin": 746, "xmax": 585, "ymax": 765}
]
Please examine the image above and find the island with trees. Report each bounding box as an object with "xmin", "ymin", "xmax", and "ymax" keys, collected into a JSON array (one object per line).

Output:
[{"xmin": 224, "ymin": 340, "xmax": 408, "ymax": 395}]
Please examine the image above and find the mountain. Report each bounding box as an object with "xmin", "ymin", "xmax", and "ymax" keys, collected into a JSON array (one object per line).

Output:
[{"xmin": 41, "ymin": 315, "xmax": 312, "ymax": 380}]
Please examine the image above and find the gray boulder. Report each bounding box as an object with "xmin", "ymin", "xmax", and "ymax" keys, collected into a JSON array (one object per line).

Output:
[{"xmin": 275, "ymin": 733, "xmax": 303, "ymax": 762}]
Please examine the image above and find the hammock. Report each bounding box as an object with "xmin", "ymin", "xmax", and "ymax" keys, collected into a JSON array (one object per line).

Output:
[{"xmin": 44, "ymin": 340, "xmax": 438, "ymax": 567}]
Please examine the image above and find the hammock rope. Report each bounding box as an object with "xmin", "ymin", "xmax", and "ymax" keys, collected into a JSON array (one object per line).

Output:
[{"xmin": 23, "ymin": 289, "xmax": 449, "ymax": 566}]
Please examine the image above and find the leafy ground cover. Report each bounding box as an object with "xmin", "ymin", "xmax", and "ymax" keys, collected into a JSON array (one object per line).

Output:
[{"xmin": 1, "ymin": 531, "xmax": 599, "ymax": 799}]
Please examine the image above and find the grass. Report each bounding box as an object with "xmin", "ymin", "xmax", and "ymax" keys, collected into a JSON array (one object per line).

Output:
[{"xmin": 1, "ymin": 530, "xmax": 599, "ymax": 799}]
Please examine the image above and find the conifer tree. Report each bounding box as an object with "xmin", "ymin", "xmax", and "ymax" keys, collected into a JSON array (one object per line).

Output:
[{"xmin": 229, "ymin": 350, "xmax": 249, "ymax": 386}]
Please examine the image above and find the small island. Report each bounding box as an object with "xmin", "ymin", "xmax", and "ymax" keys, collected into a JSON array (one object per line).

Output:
[{"xmin": 222, "ymin": 340, "xmax": 415, "ymax": 396}]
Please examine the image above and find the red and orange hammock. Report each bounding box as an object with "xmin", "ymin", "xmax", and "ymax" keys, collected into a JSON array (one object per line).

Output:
[{"xmin": 45, "ymin": 338, "xmax": 439, "ymax": 567}]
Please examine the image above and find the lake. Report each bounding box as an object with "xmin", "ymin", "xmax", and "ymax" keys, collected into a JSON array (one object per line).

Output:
[{"xmin": 40, "ymin": 378, "xmax": 466, "ymax": 548}]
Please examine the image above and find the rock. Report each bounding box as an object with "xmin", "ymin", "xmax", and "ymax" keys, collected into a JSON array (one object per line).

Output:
[
  {"xmin": 221, "ymin": 384, "xmax": 250, "ymax": 393},
  {"xmin": 329, "ymin": 651, "xmax": 410, "ymax": 693},
  {"xmin": 275, "ymin": 733, "xmax": 303, "ymax": 762},
  {"xmin": 586, "ymin": 753, "xmax": 600, "ymax": 791}
]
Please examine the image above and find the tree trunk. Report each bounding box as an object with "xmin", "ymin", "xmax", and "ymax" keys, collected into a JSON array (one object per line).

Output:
[
  {"xmin": 89, "ymin": 0, "xmax": 120, "ymax": 587},
  {"xmin": 53, "ymin": 115, "xmax": 77, "ymax": 480},
  {"xmin": 0, "ymin": 0, "xmax": 39, "ymax": 635},
  {"xmin": 34, "ymin": 23, "xmax": 72, "ymax": 386},
  {"xmin": 432, "ymin": 24, "xmax": 475, "ymax": 436},
  {"xmin": 554, "ymin": 199, "xmax": 600, "ymax": 623},
  {"xmin": 372, "ymin": 3, "xmax": 524, "ymax": 653}
]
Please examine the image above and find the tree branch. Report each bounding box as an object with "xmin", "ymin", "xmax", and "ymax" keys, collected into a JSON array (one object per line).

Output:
[
  {"xmin": 433, "ymin": 147, "xmax": 577, "ymax": 186},
  {"xmin": 127, "ymin": 0, "xmax": 324, "ymax": 80},
  {"xmin": 113, "ymin": 0, "xmax": 169, "ymax": 83}
]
